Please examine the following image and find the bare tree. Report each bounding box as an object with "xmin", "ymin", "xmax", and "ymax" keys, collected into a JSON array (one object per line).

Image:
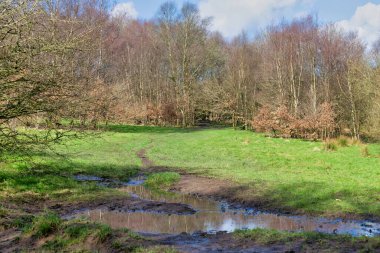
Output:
[{"xmin": 0, "ymin": 0, "xmax": 100, "ymax": 153}]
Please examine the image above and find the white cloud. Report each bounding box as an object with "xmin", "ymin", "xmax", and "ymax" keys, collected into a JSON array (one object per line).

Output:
[
  {"xmin": 198, "ymin": 0, "xmax": 303, "ymax": 38},
  {"xmin": 336, "ymin": 3, "xmax": 380, "ymax": 47},
  {"xmin": 111, "ymin": 2, "xmax": 138, "ymax": 19}
]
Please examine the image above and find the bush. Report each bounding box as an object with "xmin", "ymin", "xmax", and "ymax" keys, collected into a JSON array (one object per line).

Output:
[{"xmin": 253, "ymin": 103, "xmax": 336, "ymax": 140}]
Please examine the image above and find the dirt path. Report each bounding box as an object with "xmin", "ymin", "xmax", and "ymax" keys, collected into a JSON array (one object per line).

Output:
[
  {"xmin": 136, "ymin": 148, "xmax": 153, "ymax": 168},
  {"xmin": 147, "ymin": 233, "xmax": 300, "ymax": 253},
  {"xmin": 135, "ymin": 148, "xmax": 260, "ymax": 211}
]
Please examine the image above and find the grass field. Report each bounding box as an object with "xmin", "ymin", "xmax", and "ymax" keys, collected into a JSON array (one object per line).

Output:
[
  {"xmin": 146, "ymin": 127, "xmax": 380, "ymax": 218},
  {"xmin": 0, "ymin": 128, "xmax": 147, "ymax": 207},
  {"xmin": 1, "ymin": 125, "xmax": 380, "ymax": 219}
]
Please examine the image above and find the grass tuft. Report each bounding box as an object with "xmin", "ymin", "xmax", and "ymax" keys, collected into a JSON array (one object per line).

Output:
[
  {"xmin": 323, "ymin": 140, "xmax": 338, "ymax": 151},
  {"xmin": 337, "ymin": 136, "xmax": 349, "ymax": 147},
  {"xmin": 361, "ymin": 145, "xmax": 370, "ymax": 157},
  {"xmin": 133, "ymin": 246, "xmax": 179, "ymax": 253},
  {"xmin": 65, "ymin": 223, "xmax": 90, "ymax": 239},
  {"xmin": 144, "ymin": 172, "xmax": 180, "ymax": 190},
  {"xmin": 96, "ymin": 224, "xmax": 112, "ymax": 242},
  {"xmin": 42, "ymin": 236, "xmax": 67, "ymax": 251},
  {"xmin": 11, "ymin": 215, "xmax": 34, "ymax": 231},
  {"xmin": 32, "ymin": 212, "xmax": 62, "ymax": 238}
]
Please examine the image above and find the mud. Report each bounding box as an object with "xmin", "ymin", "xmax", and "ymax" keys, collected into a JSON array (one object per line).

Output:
[
  {"xmin": 71, "ymin": 175, "xmax": 380, "ymax": 237},
  {"xmin": 0, "ymin": 229, "xmax": 21, "ymax": 252},
  {"xmin": 64, "ymin": 197, "xmax": 196, "ymax": 217},
  {"xmin": 161, "ymin": 231, "xmax": 380, "ymax": 253},
  {"xmin": 149, "ymin": 232, "xmax": 298, "ymax": 253}
]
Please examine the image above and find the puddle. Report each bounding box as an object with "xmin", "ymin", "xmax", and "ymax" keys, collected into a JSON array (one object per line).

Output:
[
  {"xmin": 72, "ymin": 175, "xmax": 380, "ymax": 237},
  {"xmin": 73, "ymin": 174, "xmax": 138, "ymax": 188}
]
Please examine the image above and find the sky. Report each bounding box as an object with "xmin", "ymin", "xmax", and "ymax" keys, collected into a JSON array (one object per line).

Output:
[{"xmin": 112, "ymin": 0, "xmax": 380, "ymax": 46}]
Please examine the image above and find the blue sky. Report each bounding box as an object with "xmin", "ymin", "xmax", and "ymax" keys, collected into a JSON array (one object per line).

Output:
[{"xmin": 112, "ymin": 0, "xmax": 380, "ymax": 45}]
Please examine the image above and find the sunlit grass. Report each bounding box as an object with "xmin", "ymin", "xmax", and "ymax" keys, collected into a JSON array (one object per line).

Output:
[
  {"xmin": 1, "ymin": 124, "xmax": 380, "ymax": 218},
  {"xmin": 147, "ymin": 128, "xmax": 380, "ymax": 217}
]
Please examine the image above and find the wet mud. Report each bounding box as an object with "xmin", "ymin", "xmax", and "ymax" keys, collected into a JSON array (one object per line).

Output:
[{"xmin": 69, "ymin": 175, "xmax": 380, "ymax": 237}]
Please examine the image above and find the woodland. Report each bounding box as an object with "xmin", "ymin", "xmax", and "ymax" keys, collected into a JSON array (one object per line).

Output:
[{"xmin": 2, "ymin": 0, "xmax": 380, "ymax": 152}]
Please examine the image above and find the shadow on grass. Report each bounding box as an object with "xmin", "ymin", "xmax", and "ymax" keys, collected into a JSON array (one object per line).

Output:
[
  {"xmin": 219, "ymin": 179, "xmax": 379, "ymax": 219},
  {"xmin": 104, "ymin": 124, "xmax": 230, "ymax": 134},
  {"xmin": 0, "ymin": 154, "xmax": 140, "ymax": 198},
  {"xmin": 159, "ymin": 164, "xmax": 380, "ymax": 219},
  {"xmin": 104, "ymin": 125, "xmax": 188, "ymax": 134}
]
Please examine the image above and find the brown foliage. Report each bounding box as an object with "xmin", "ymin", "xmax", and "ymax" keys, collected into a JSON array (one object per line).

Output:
[{"xmin": 253, "ymin": 103, "xmax": 336, "ymax": 140}]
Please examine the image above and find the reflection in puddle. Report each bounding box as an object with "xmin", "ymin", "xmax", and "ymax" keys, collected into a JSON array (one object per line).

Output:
[{"xmin": 72, "ymin": 176, "xmax": 380, "ymax": 237}]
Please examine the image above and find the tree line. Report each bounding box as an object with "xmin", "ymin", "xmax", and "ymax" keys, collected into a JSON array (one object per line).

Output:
[{"xmin": 1, "ymin": 0, "xmax": 380, "ymax": 152}]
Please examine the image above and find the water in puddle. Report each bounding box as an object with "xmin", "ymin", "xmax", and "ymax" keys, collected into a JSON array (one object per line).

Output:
[{"xmin": 72, "ymin": 176, "xmax": 380, "ymax": 237}]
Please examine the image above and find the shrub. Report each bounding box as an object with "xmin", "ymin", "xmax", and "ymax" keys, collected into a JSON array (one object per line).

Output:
[
  {"xmin": 253, "ymin": 103, "xmax": 336, "ymax": 140},
  {"xmin": 159, "ymin": 102, "xmax": 178, "ymax": 125},
  {"xmin": 252, "ymin": 105, "xmax": 275, "ymax": 134},
  {"xmin": 317, "ymin": 102, "xmax": 336, "ymax": 139}
]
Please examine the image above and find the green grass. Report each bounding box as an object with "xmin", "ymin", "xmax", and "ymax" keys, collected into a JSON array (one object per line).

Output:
[
  {"xmin": 0, "ymin": 129, "xmax": 147, "ymax": 205},
  {"xmin": 133, "ymin": 246, "xmax": 179, "ymax": 253},
  {"xmin": 36, "ymin": 217, "xmax": 146, "ymax": 252},
  {"xmin": 96, "ymin": 224, "xmax": 112, "ymax": 242},
  {"xmin": 65, "ymin": 223, "xmax": 90, "ymax": 239},
  {"xmin": 144, "ymin": 172, "xmax": 180, "ymax": 190},
  {"xmin": 1, "ymin": 124, "xmax": 380, "ymax": 220},
  {"xmin": 143, "ymin": 128, "xmax": 380, "ymax": 218},
  {"xmin": 31, "ymin": 212, "xmax": 62, "ymax": 237},
  {"xmin": 1, "ymin": 125, "xmax": 379, "ymax": 251}
]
